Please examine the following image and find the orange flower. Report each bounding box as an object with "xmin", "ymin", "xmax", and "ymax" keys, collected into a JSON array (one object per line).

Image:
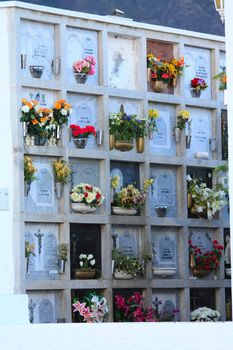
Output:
[
  {"xmin": 40, "ymin": 117, "xmax": 47, "ymax": 123},
  {"xmin": 31, "ymin": 119, "xmax": 38, "ymax": 125},
  {"xmin": 54, "ymin": 101, "xmax": 62, "ymax": 109}
]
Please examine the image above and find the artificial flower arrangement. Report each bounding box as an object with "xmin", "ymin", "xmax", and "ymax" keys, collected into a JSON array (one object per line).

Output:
[
  {"xmin": 73, "ymin": 291, "xmax": 109, "ymax": 323},
  {"xmin": 112, "ymin": 249, "xmax": 146, "ymax": 279},
  {"xmin": 52, "ymin": 160, "xmax": 71, "ymax": 184},
  {"xmin": 72, "ymin": 56, "xmax": 96, "ymax": 83},
  {"xmin": 190, "ymin": 77, "xmax": 208, "ymax": 97},
  {"xmin": 73, "ymin": 253, "xmax": 97, "ymax": 279},
  {"xmin": 190, "ymin": 307, "xmax": 221, "ymax": 322},
  {"xmin": 168, "ymin": 56, "xmax": 185, "ymax": 79},
  {"xmin": 57, "ymin": 243, "xmax": 69, "ymax": 262},
  {"xmin": 176, "ymin": 110, "xmax": 191, "ymax": 131},
  {"xmin": 24, "ymin": 156, "xmax": 37, "ymax": 196},
  {"xmin": 187, "ymin": 173, "xmax": 227, "ymax": 220},
  {"xmin": 53, "ymin": 99, "xmax": 72, "ymax": 126},
  {"xmin": 25, "ymin": 241, "xmax": 36, "ymax": 259},
  {"xmin": 213, "ymin": 66, "xmax": 227, "ymax": 91},
  {"xmin": 70, "ymin": 124, "xmax": 96, "ymax": 148},
  {"xmin": 70, "ymin": 183, "xmax": 104, "ymax": 213},
  {"xmin": 114, "ymin": 292, "xmax": 155, "ymax": 322},
  {"xmin": 189, "ymin": 238, "xmax": 224, "ymax": 277},
  {"xmin": 148, "ymin": 109, "xmax": 159, "ymax": 138}
]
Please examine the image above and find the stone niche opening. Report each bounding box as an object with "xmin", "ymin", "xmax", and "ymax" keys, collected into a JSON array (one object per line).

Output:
[
  {"xmin": 221, "ymin": 110, "xmax": 228, "ymax": 161},
  {"xmin": 225, "ymin": 288, "xmax": 232, "ymax": 321},
  {"xmin": 70, "ymin": 224, "xmax": 101, "ymax": 280},
  {"xmin": 113, "ymin": 288, "xmax": 143, "ymax": 322},
  {"xmin": 190, "ymin": 288, "xmax": 216, "ymax": 312}
]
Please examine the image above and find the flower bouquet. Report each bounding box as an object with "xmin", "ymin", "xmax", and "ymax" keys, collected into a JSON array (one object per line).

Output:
[
  {"xmin": 109, "ymin": 112, "xmax": 137, "ymax": 151},
  {"xmin": 72, "ymin": 55, "xmax": 96, "ymax": 84},
  {"xmin": 51, "ymin": 99, "xmax": 72, "ymax": 144},
  {"xmin": 73, "ymin": 292, "xmax": 109, "ymax": 323},
  {"xmin": 70, "ymin": 183, "xmax": 104, "ymax": 213},
  {"xmin": 213, "ymin": 66, "xmax": 227, "ymax": 91},
  {"xmin": 187, "ymin": 174, "xmax": 227, "ymax": 220},
  {"xmin": 57, "ymin": 243, "xmax": 69, "ymax": 273},
  {"xmin": 25, "ymin": 241, "xmax": 35, "ymax": 273},
  {"xmin": 70, "ymin": 124, "xmax": 96, "ymax": 148},
  {"xmin": 174, "ymin": 109, "xmax": 191, "ymax": 143},
  {"xmin": 190, "ymin": 77, "xmax": 208, "ymax": 98},
  {"xmin": 112, "ymin": 184, "xmax": 146, "ymax": 216},
  {"xmin": 150, "ymin": 57, "xmax": 171, "ymax": 92},
  {"xmin": 191, "ymin": 307, "xmax": 221, "ymax": 322},
  {"xmin": 24, "ymin": 156, "xmax": 37, "ymax": 196},
  {"xmin": 189, "ymin": 238, "xmax": 224, "ymax": 278},
  {"xmin": 114, "ymin": 292, "xmax": 155, "ymax": 322},
  {"xmin": 168, "ymin": 56, "xmax": 186, "ymax": 86},
  {"xmin": 112, "ymin": 249, "xmax": 145, "ymax": 279},
  {"xmin": 52, "ymin": 160, "xmax": 71, "ymax": 198},
  {"xmin": 74, "ymin": 253, "xmax": 97, "ymax": 279},
  {"xmin": 148, "ymin": 109, "xmax": 159, "ymax": 139}
]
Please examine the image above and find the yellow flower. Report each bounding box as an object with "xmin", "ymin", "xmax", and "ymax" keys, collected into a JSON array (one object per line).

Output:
[{"xmin": 148, "ymin": 109, "xmax": 159, "ymax": 119}]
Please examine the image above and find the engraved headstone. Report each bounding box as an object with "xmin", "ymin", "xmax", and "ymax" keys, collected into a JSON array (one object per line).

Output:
[
  {"xmin": 189, "ymin": 229, "xmax": 213, "ymax": 253},
  {"xmin": 44, "ymin": 233, "xmax": 58, "ymax": 271},
  {"xmin": 39, "ymin": 299, "xmax": 54, "ymax": 323},
  {"xmin": 109, "ymin": 98, "xmax": 140, "ymax": 115},
  {"xmin": 71, "ymin": 160, "xmax": 99, "ymax": 188},
  {"xmin": 118, "ymin": 232, "xmax": 137, "ymax": 257},
  {"xmin": 152, "ymin": 235, "xmax": 176, "ymax": 268},
  {"xmin": 22, "ymin": 88, "xmax": 56, "ymax": 108}
]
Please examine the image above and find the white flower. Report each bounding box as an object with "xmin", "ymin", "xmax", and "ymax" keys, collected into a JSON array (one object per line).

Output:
[
  {"xmin": 82, "ymin": 254, "xmax": 87, "ymax": 259},
  {"xmin": 88, "ymin": 254, "xmax": 93, "ymax": 260},
  {"xmin": 90, "ymin": 259, "xmax": 95, "ymax": 266},
  {"xmin": 60, "ymin": 108, "xmax": 67, "ymax": 116},
  {"xmin": 22, "ymin": 105, "xmax": 30, "ymax": 113},
  {"xmin": 86, "ymin": 192, "xmax": 95, "ymax": 203},
  {"xmin": 186, "ymin": 174, "xmax": 192, "ymax": 182},
  {"xmin": 79, "ymin": 261, "xmax": 83, "ymax": 267}
]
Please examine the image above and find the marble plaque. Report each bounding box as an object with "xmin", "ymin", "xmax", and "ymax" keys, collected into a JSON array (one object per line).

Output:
[
  {"xmin": 184, "ymin": 46, "xmax": 211, "ymax": 99},
  {"xmin": 150, "ymin": 166, "xmax": 177, "ymax": 217},
  {"xmin": 25, "ymin": 223, "xmax": 58, "ymax": 279},
  {"xmin": 152, "ymin": 229, "xmax": 177, "ymax": 268},
  {"xmin": 109, "ymin": 98, "xmax": 141, "ymax": 115},
  {"xmin": 68, "ymin": 93, "xmax": 98, "ymax": 149},
  {"xmin": 27, "ymin": 292, "xmax": 57, "ymax": 324},
  {"xmin": 66, "ymin": 27, "xmax": 98, "ymax": 84},
  {"xmin": 113, "ymin": 226, "xmax": 139, "ymax": 257},
  {"xmin": 186, "ymin": 107, "xmax": 211, "ymax": 159},
  {"xmin": 22, "ymin": 88, "xmax": 56, "ymax": 108},
  {"xmin": 152, "ymin": 291, "xmax": 177, "ymax": 320},
  {"xmin": 21, "ymin": 20, "xmax": 55, "ymax": 80},
  {"xmin": 189, "ymin": 228, "xmax": 214, "ymax": 253},
  {"xmin": 110, "ymin": 162, "xmax": 139, "ymax": 190},
  {"xmin": 70, "ymin": 159, "xmax": 100, "ymax": 188},
  {"xmin": 108, "ymin": 35, "xmax": 137, "ymax": 90}
]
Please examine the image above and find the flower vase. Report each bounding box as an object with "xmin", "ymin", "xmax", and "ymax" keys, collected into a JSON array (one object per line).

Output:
[
  {"xmin": 109, "ymin": 134, "xmax": 115, "ymax": 150},
  {"xmin": 48, "ymin": 135, "xmax": 58, "ymax": 146},
  {"xmin": 114, "ymin": 140, "xmax": 134, "ymax": 152},
  {"xmin": 136, "ymin": 137, "xmax": 145, "ymax": 153},
  {"xmin": 149, "ymin": 131, "xmax": 155, "ymax": 140},
  {"xmin": 58, "ymin": 259, "xmax": 66, "ymax": 274},
  {"xmin": 29, "ymin": 65, "xmax": 44, "ymax": 78},
  {"xmin": 74, "ymin": 72, "xmax": 87, "ymax": 84},
  {"xmin": 55, "ymin": 182, "xmax": 63, "ymax": 199},
  {"xmin": 172, "ymin": 78, "xmax": 177, "ymax": 87},
  {"xmin": 96, "ymin": 130, "xmax": 104, "ymax": 146},
  {"xmin": 25, "ymin": 135, "xmax": 35, "ymax": 146},
  {"xmin": 26, "ymin": 257, "xmax": 29, "ymax": 273},
  {"xmin": 187, "ymin": 193, "xmax": 192, "ymax": 209},
  {"xmin": 114, "ymin": 269, "xmax": 133, "ymax": 280},
  {"xmin": 147, "ymin": 68, "xmax": 151, "ymax": 82},
  {"xmin": 224, "ymin": 89, "xmax": 227, "ymax": 105},
  {"xmin": 155, "ymin": 206, "xmax": 167, "ymax": 217},
  {"xmin": 174, "ymin": 128, "xmax": 182, "ymax": 143},
  {"xmin": 192, "ymin": 268, "xmax": 211, "ymax": 278},
  {"xmin": 191, "ymin": 89, "xmax": 201, "ymax": 98},
  {"xmin": 153, "ymin": 80, "xmax": 168, "ymax": 93},
  {"xmin": 74, "ymin": 269, "xmax": 96, "ymax": 279},
  {"xmin": 71, "ymin": 203, "xmax": 96, "ymax": 213},
  {"xmin": 112, "ymin": 206, "xmax": 137, "ymax": 216},
  {"xmin": 72, "ymin": 138, "xmax": 87, "ymax": 149},
  {"xmin": 186, "ymin": 135, "xmax": 192, "ymax": 149},
  {"xmin": 24, "ymin": 181, "xmax": 31, "ymax": 197}
]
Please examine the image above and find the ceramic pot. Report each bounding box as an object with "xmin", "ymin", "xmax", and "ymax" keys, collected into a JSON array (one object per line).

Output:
[
  {"xmin": 155, "ymin": 206, "xmax": 167, "ymax": 217},
  {"xmin": 58, "ymin": 259, "xmax": 66, "ymax": 274},
  {"xmin": 74, "ymin": 269, "xmax": 96, "ymax": 279},
  {"xmin": 174, "ymin": 127, "xmax": 182, "ymax": 143},
  {"xmin": 55, "ymin": 183, "xmax": 63, "ymax": 199},
  {"xmin": 24, "ymin": 182, "xmax": 31, "ymax": 197},
  {"xmin": 114, "ymin": 269, "xmax": 133, "ymax": 280},
  {"xmin": 147, "ymin": 67, "xmax": 151, "ymax": 82},
  {"xmin": 112, "ymin": 206, "xmax": 137, "ymax": 216},
  {"xmin": 74, "ymin": 72, "xmax": 87, "ymax": 84},
  {"xmin": 114, "ymin": 140, "xmax": 134, "ymax": 152},
  {"xmin": 192, "ymin": 268, "xmax": 211, "ymax": 278},
  {"xmin": 152, "ymin": 267, "xmax": 176, "ymax": 278},
  {"xmin": 71, "ymin": 203, "xmax": 96, "ymax": 214},
  {"xmin": 136, "ymin": 137, "xmax": 145, "ymax": 153},
  {"xmin": 191, "ymin": 89, "xmax": 201, "ymax": 98},
  {"xmin": 153, "ymin": 80, "xmax": 168, "ymax": 93},
  {"xmin": 187, "ymin": 193, "xmax": 192, "ymax": 209},
  {"xmin": 29, "ymin": 65, "xmax": 44, "ymax": 79},
  {"xmin": 72, "ymin": 138, "xmax": 87, "ymax": 149}
]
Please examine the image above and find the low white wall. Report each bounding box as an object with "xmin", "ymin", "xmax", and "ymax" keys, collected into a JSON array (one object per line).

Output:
[{"xmin": 0, "ymin": 323, "xmax": 233, "ymax": 350}]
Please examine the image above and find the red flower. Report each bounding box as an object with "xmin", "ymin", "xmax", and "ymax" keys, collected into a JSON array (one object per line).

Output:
[
  {"xmin": 85, "ymin": 185, "xmax": 93, "ymax": 191},
  {"xmin": 162, "ymin": 73, "xmax": 169, "ymax": 79},
  {"xmin": 70, "ymin": 124, "xmax": 76, "ymax": 129},
  {"xmin": 96, "ymin": 192, "xmax": 101, "ymax": 200},
  {"xmin": 72, "ymin": 129, "xmax": 80, "ymax": 137},
  {"xmin": 151, "ymin": 73, "xmax": 157, "ymax": 79},
  {"xmin": 84, "ymin": 192, "xmax": 88, "ymax": 198},
  {"xmin": 213, "ymin": 240, "xmax": 218, "ymax": 245}
]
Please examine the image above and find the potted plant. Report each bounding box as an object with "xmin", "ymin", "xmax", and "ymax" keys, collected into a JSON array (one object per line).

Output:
[
  {"xmin": 25, "ymin": 241, "xmax": 36, "ymax": 273},
  {"xmin": 174, "ymin": 109, "xmax": 191, "ymax": 143},
  {"xmin": 187, "ymin": 173, "xmax": 227, "ymax": 220},
  {"xmin": 69, "ymin": 124, "xmax": 96, "ymax": 148},
  {"xmin": 72, "ymin": 55, "xmax": 96, "ymax": 84},
  {"xmin": 74, "ymin": 253, "xmax": 97, "ymax": 279},
  {"xmin": 190, "ymin": 77, "xmax": 208, "ymax": 98},
  {"xmin": 70, "ymin": 183, "xmax": 104, "ymax": 213},
  {"xmin": 52, "ymin": 160, "xmax": 71, "ymax": 198},
  {"xmin": 73, "ymin": 291, "xmax": 109, "ymax": 323},
  {"xmin": 190, "ymin": 307, "xmax": 221, "ymax": 322},
  {"xmin": 114, "ymin": 292, "xmax": 155, "ymax": 322},
  {"xmin": 24, "ymin": 156, "xmax": 37, "ymax": 197},
  {"xmin": 150, "ymin": 57, "xmax": 171, "ymax": 92},
  {"xmin": 57, "ymin": 243, "xmax": 69, "ymax": 274},
  {"xmin": 148, "ymin": 108, "xmax": 159, "ymax": 139},
  {"xmin": 108, "ymin": 112, "xmax": 136, "ymax": 151},
  {"xmin": 112, "ymin": 249, "xmax": 146, "ymax": 279},
  {"xmin": 51, "ymin": 99, "xmax": 72, "ymax": 145},
  {"xmin": 189, "ymin": 238, "xmax": 224, "ymax": 278},
  {"xmin": 133, "ymin": 116, "xmax": 148, "ymax": 153},
  {"xmin": 112, "ymin": 179, "xmax": 153, "ymax": 215}
]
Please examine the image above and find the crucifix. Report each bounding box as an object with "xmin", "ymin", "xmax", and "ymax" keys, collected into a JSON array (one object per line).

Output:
[{"xmin": 34, "ymin": 229, "xmax": 44, "ymax": 255}]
